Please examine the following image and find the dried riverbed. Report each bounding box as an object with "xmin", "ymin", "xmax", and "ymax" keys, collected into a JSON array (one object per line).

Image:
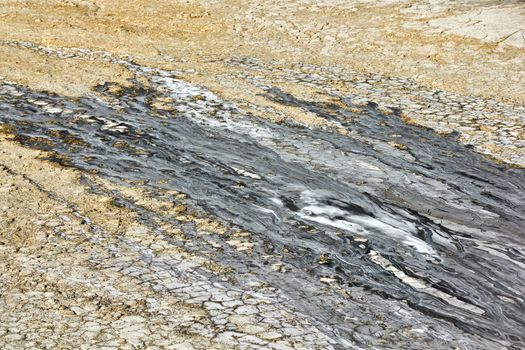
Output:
[{"xmin": 1, "ymin": 41, "xmax": 524, "ymax": 349}]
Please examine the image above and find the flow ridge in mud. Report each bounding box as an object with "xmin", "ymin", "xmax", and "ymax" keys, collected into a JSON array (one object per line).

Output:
[{"xmin": 1, "ymin": 64, "xmax": 524, "ymax": 350}]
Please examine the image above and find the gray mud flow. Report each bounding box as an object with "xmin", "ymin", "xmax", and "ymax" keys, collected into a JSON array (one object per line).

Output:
[{"xmin": 1, "ymin": 66, "xmax": 524, "ymax": 349}]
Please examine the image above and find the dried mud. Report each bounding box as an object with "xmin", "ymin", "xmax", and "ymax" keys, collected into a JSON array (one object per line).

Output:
[{"xmin": 1, "ymin": 1, "xmax": 524, "ymax": 349}]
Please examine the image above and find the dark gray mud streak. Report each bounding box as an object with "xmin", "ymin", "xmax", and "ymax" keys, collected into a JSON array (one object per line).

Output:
[{"xmin": 1, "ymin": 65, "xmax": 524, "ymax": 350}]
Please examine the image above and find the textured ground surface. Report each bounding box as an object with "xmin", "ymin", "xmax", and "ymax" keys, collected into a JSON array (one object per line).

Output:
[{"xmin": 0, "ymin": 1, "xmax": 524, "ymax": 349}]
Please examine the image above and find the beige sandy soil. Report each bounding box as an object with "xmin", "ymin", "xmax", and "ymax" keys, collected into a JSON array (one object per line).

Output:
[
  {"xmin": 1, "ymin": 0, "xmax": 524, "ymax": 165},
  {"xmin": 0, "ymin": 0, "xmax": 523, "ymax": 101}
]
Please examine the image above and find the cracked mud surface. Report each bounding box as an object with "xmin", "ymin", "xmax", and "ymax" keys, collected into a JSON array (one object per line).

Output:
[{"xmin": 1, "ymin": 1, "xmax": 525, "ymax": 349}]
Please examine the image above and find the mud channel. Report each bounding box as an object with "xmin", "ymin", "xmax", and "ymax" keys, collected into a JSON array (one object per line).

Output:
[{"xmin": 1, "ymin": 49, "xmax": 524, "ymax": 349}]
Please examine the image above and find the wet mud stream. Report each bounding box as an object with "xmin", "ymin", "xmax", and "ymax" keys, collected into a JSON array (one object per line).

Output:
[{"xmin": 1, "ymin": 57, "xmax": 524, "ymax": 349}]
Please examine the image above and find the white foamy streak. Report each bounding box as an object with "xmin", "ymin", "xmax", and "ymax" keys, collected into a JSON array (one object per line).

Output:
[
  {"xmin": 297, "ymin": 189, "xmax": 438, "ymax": 256},
  {"xmin": 369, "ymin": 250, "xmax": 485, "ymax": 315}
]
